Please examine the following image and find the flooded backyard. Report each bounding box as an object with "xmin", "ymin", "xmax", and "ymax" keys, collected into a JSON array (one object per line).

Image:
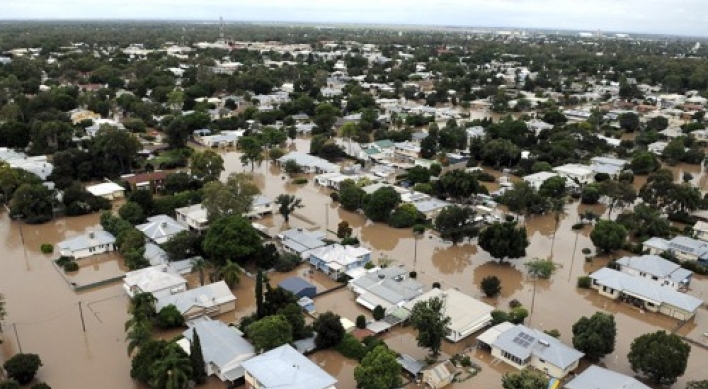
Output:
[{"xmin": 0, "ymin": 137, "xmax": 707, "ymax": 389}]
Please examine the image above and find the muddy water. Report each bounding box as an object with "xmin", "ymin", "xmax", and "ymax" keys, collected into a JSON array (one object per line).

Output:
[{"xmin": 217, "ymin": 139, "xmax": 708, "ymax": 388}]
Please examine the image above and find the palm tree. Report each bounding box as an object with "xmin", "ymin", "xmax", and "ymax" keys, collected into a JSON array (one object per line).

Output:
[
  {"xmin": 340, "ymin": 122, "xmax": 357, "ymax": 156},
  {"xmin": 126, "ymin": 320, "xmax": 152, "ymax": 356},
  {"xmin": 275, "ymin": 194, "xmax": 304, "ymax": 223},
  {"xmin": 129, "ymin": 292, "xmax": 157, "ymax": 319},
  {"xmin": 190, "ymin": 257, "xmax": 213, "ymax": 286},
  {"xmin": 549, "ymin": 197, "xmax": 566, "ymax": 258},
  {"xmin": 218, "ymin": 260, "xmax": 243, "ymax": 289},
  {"xmin": 149, "ymin": 343, "xmax": 193, "ymax": 389}
]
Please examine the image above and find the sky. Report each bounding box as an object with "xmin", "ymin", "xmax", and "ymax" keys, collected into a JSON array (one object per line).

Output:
[{"xmin": 2, "ymin": 0, "xmax": 707, "ymax": 37}]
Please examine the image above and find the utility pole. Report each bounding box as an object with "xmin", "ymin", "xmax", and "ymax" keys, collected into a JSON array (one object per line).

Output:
[
  {"xmin": 78, "ymin": 301, "xmax": 86, "ymax": 332},
  {"xmin": 13, "ymin": 323, "xmax": 22, "ymax": 353}
]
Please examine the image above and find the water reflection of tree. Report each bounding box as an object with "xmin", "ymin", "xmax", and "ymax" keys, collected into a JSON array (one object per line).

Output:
[
  {"xmin": 359, "ymin": 222, "xmax": 403, "ymax": 252},
  {"xmin": 472, "ymin": 261, "xmax": 524, "ymax": 298},
  {"xmin": 431, "ymin": 244, "xmax": 476, "ymax": 274},
  {"xmin": 523, "ymin": 212, "xmax": 567, "ymax": 237}
]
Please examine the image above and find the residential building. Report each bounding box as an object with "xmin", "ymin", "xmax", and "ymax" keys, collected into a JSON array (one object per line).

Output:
[
  {"xmin": 421, "ymin": 361, "xmax": 457, "ymax": 389},
  {"xmin": 307, "ymin": 244, "xmax": 372, "ymax": 279},
  {"xmin": 0, "ymin": 149, "xmax": 54, "ymax": 181},
  {"xmin": 57, "ymin": 230, "xmax": 116, "ymax": 259},
  {"xmin": 179, "ymin": 318, "xmax": 256, "ymax": 383},
  {"xmin": 526, "ymin": 119, "xmax": 553, "ymax": 135},
  {"xmin": 615, "ymin": 255, "xmax": 692, "ymax": 290},
  {"xmin": 197, "ymin": 130, "xmax": 244, "ymax": 148},
  {"xmin": 122, "ymin": 171, "xmax": 168, "ymax": 193},
  {"xmin": 590, "ymin": 156, "xmax": 629, "ymax": 178},
  {"xmin": 692, "ymin": 221, "xmax": 708, "ymax": 242},
  {"xmin": 477, "ymin": 323, "xmax": 583, "ymax": 379},
  {"xmin": 136, "ymin": 215, "xmax": 188, "ymax": 245},
  {"xmin": 359, "ymin": 140, "xmax": 395, "ymax": 162},
  {"xmin": 277, "ymin": 228, "xmax": 328, "ymax": 257},
  {"xmin": 175, "ymin": 204, "xmax": 209, "ymax": 232},
  {"xmin": 465, "ymin": 126, "xmax": 486, "ymax": 141},
  {"xmin": 123, "ymin": 265, "xmax": 188, "ymax": 298},
  {"xmin": 552, "ymin": 164, "xmax": 594, "ymax": 185},
  {"xmin": 144, "ymin": 243, "xmax": 169, "ymax": 266},
  {"xmin": 244, "ymin": 195, "xmax": 274, "ymax": 219},
  {"xmin": 589, "ymin": 268, "xmax": 702, "ymax": 320},
  {"xmin": 402, "ymin": 288, "xmax": 494, "ymax": 342},
  {"xmin": 643, "ymin": 236, "xmax": 708, "ymax": 264},
  {"xmin": 648, "ymin": 141, "xmax": 668, "ymax": 155},
  {"xmin": 393, "ymin": 142, "xmax": 421, "ymax": 161},
  {"xmin": 522, "ymin": 171, "xmax": 558, "ymax": 190},
  {"xmin": 85, "ymin": 182, "xmax": 126, "ymax": 200},
  {"xmin": 85, "ymin": 118, "xmax": 125, "ymax": 138},
  {"xmin": 564, "ymin": 365, "xmax": 651, "ymax": 389},
  {"xmin": 156, "ymin": 281, "xmax": 236, "ymax": 320},
  {"xmin": 242, "ymin": 344, "xmax": 337, "ymax": 389},
  {"xmin": 278, "ymin": 152, "xmax": 340, "ymax": 174},
  {"xmin": 349, "ymin": 267, "xmax": 424, "ymax": 313},
  {"xmin": 278, "ymin": 277, "xmax": 317, "ymax": 299}
]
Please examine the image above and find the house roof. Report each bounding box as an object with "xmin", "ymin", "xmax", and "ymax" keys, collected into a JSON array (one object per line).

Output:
[
  {"xmin": 669, "ymin": 236, "xmax": 708, "ymax": 258},
  {"xmin": 477, "ymin": 322, "xmax": 515, "ymax": 346},
  {"xmin": 183, "ymin": 317, "xmax": 255, "ymax": 374},
  {"xmin": 136, "ymin": 215, "xmax": 187, "ymax": 244},
  {"xmin": 144, "ymin": 243, "xmax": 169, "ymax": 266},
  {"xmin": 157, "ymin": 281, "xmax": 235, "ymax": 314},
  {"xmin": 351, "ymin": 267, "xmax": 423, "ymax": 306},
  {"xmin": 402, "ymin": 289, "xmax": 494, "ymax": 335},
  {"xmin": 241, "ymin": 344, "xmax": 337, "ymax": 389},
  {"xmin": 278, "ymin": 228, "xmax": 328, "ymax": 254},
  {"xmin": 373, "ymin": 139, "xmax": 395, "ymax": 149},
  {"xmin": 397, "ymin": 354, "xmax": 427, "ymax": 376},
  {"xmin": 590, "ymin": 268, "xmax": 702, "ymax": 312},
  {"xmin": 492, "ymin": 324, "xmax": 584, "ymax": 371},
  {"xmin": 278, "ymin": 151, "xmax": 340, "ymax": 173},
  {"xmin": 590, "ymin": 156, "xmax": 629, "ymax": 168},
  {"xmin": 57, "ymin": 230, "xmax": 116, "ymax": 252},
  {"xmin": 522, "ymin": 171, "xmax": 558, "ymax": 183},
  {"xmin": 278, "ymin": 277, "xmax": 316, "ymax": 295},
  {"xmin": 642, "ymin": 237, "xmax": 670, "ymax": 251},
  {"xmin": 616, "ymin": 255, "xmax": 692, "ymax": 284},
  {"xmin": 564, "ymin": 365, "xmax": 651, "ymax": 389},
  {"xmin": 124, "ymin": 265, "xmax": 187, "ymax": 293},
  {"xmin": 694, "ymin": 221, "xmax": 708, "ymax": 234},
  {"xmin": 423, "ymin": 361, "xmax": 456, "ymax": 387},
  {"xmin": 85, "ymin": 182, "xmax": 125, "ymax": 197},
  {"xmin": 553, "ymin": 163, "xmax": 594, "ymax": 176},
  {"xmin": 306, "ymin": 244, "xmax": 371, "ymax": 267},
  {"xmin": 175, "ymin": 204, "xmax": 208, "ymax": 224}
]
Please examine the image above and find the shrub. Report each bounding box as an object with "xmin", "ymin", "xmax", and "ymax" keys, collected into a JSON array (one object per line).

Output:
[
  {"xmin": 412, "ymin": 224, "xmax": 426, "ymax": 234},
  {"xmin": 0, "ymin": 381, "xmax": 19, "ymax": 389},
  {"xmin": 292, "ymin": 178, "xmax": 308, "ymax": 185},
  {"xmin": 581, "ymin": 248, "xmax": 592, "ymax": 255},
  {"xmin": 409, "ymin": 271, "xmax": 417, "ymax": 279},
  {"xmin": 156, "ymin": 305, "xmax": 185, "ymax": 329},
  {"xmin": 274, "ymin": 253, "xmax": 301, "ymax": 272},
  {"xmin": 544, "ymin": 329, "xmax": 561, "ymax": 338},
  {"xmin": 373, "ymin": 305, "xmax": 385, "ymax": 320},
  {"xmin": 432, "ymin": 282, "xmax": 441, "ymax": 289},
  {"xmin": 509, "ymin": 307, "xmax": 529, "ymax": 324},
  {"xmin": 571, "ymin": 223, "xmax": 585, "ymax": 230},
  {"xmin": 337, "ymin": 333, "xmax": 366, "ymax": 360},
  {"xmin": 30, "ymin": 384, "xmax": 51, "ymax": 389},
  {"xmin": 3, "ymin": 353, "xmax": 42, "ymax": 384},
  {"xmin": 56, "ymin": 256, "xmax": 72, "ymax": 267},
  {"xmin": 577, "ymin": 276, "xmax": 592, "ymax": 288},
  {"xmin": 356, "ymin": 315, "xmax": 367, "ymax": 329},
  {"xmin": 509, "ymin": 299, "xmax": 522, "ymax": 308},
  {"xmin": 40, "ymin": 244, "xmax": 53, "ymax": 254},
  {"xmin": 491, "ymin": 310, "xmax": 509, "ymax": 325},
  {"xmin": 480, "ymin": 276, "xmax": 502, "ymax": 297},
  {"xmin": 63, "ymin": 261, "xmax": 79, "ymax": 272}
]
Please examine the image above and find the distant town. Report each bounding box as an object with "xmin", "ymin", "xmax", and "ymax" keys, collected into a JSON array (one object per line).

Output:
[{"xmin": 0, "ymin": 19, "xmax": 707, "ymax": 389}]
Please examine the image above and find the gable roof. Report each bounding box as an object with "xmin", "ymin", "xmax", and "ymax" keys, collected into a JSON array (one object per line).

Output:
[
  {"xmin": 183, "ymin": 318, "xmax": 255, "ymax": 376},
  {"xmin": 351, "ymin": 267, "xmax": 424, "ymax": 306},
  {"xmin": 492, "ymin": 324, "xmax": 584, "ymax": 370},
  {"xmin": 307, "ymin": 244, "xmax": 371, "ymax": 267},
  {"xmin": 241, "ymin": 344, "xmax": 337, "ymax": 389},
  {"xmin": 136, "ymin": 215, "xmax": 188, "ymax": 244},
  {"xmin": 124, "ymin": 265, "xmax": 187, "ymax": 293},
  {"xmin": 565, "ymin": 365, "xmax": 651, "ymax": 389},
  {"xmin": 278, "ymin": 277, "xmax": 316, "ymax": 295},
  {"xmin": 157, "ymin": 281, "xmax": 235, "ymax": 314},
  {"xmin": 616, "ymin": 255, "xmax": 692, "ymax": 284},
  {"xmin": 57, "ymin": 230, "xmax": 115, "ymax": 252},
  {"xmin": 278, "ymin": 228, "xmax": 328, "ymax": 254},
  {"xmin": 590, "ymin": 268, "xmax": 702, "ymax": 312},
  {"xmin": 403, "ymin": 289, "xmax": 494, "ymax": 334}
]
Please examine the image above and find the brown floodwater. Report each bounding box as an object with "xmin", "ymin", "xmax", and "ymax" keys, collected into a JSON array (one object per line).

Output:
[{"xmin": 0, "ymin": 136, "xmax": 706, "ymax": 389}]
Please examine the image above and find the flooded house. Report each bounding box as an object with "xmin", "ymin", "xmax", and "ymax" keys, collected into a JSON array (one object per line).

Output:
[
  {"xmin": 615, "ymin": 255, "xmax": 692, "ymax": 290},
  {"xmin": 349, "ymin": 267, "xmax": 424, "ymax": 313},
  {"xmin": 123, "ymin": 265, "xmax": 188, "ymax": 298},
  {"xmin": 244, "ymin": 195, "xmax": 274, "ymax": 219},
  {"xmin": 178, "ymin": 317, "xmax": 256, "ymax": 384},
  {"xmin": 564, "ymin": 365, "xmax": 651, "ymax": 389},
  {"xmin": 242, "ymin": 344, "xmax": 337, "ymax": 389},
  {"xmin": 278, "ymin": 277, "xmax": 317, "ymax": 299},
  {"xmin": 590, "ymin": 156, "xmax": 629, "ymax": 178},
  {"xmin": 277, "ymin": 228, "xmax": 328, "ymax": 258},
  {"xmin": 421, "ymin": 360, "xmax": 457, "ymax": 389},
  {"xmin": 122, "ymin": 171, "xmax": 168, "ymax": 193},
  {"xmin": 401, "ymin": 288, "xmax": 494, "ymax": 343},
  {"xmin": 278, "ymin": 151, "xmax": 340, "ymax": 174},
  {"xmin": 175, "ymin": 203, "xmax": 209, "ymax": 232},
  {"xmin": 57, "ymin": 230, "xmax": 116, "ymax": 259},
  {"xmin": 692, "ymin": 221, "xmax": 708, "ymax": 242},
  {"xmin": 643, "ymin": 236, "xmax": 708, "ymax": 265},
  {"xmin": 136, "ymin": 214, "xmax": 188, "ymax": 245},
  {"xmin": 589, "ymin": 268, "xmax": 703, "ymax": 320},
  {"xmin": 156, "ymin": 281, "xmax": 236, "ymax": 320},
  {"xmin": 552, "ymin": 164, "xmax": 594, "ymax": 185},
  {"xmin": 306, "ymin": 244, "xmax": 372, "ymax": 280},
  {"xmin": 85, "ymin": 182, "xmax": 126, "ymax": 200},
  {"xmin": 522, "ymin": 171, "xmax": 559, "ymax": 190},
  {"xmin": 477, "ymin": 322, "xmax": 583, "ymax": 379}
]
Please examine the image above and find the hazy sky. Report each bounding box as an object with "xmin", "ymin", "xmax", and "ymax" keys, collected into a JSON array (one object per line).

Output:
[{"xmin": 3, "ymin": 0, "xmax": 707, "ymax": 37}]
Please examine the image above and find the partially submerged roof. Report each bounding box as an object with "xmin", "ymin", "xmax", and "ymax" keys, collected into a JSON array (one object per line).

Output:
[
  {"xmin": 616, "ymin": 255, "xmax": 692, "ymax": 284},
  {"xmin": 492, "ymin": 324, "xmax": 584, "ymax": 370},
  {"xmin": 565, "ymin": 365, "xmax": 651, "ymax": 389},
  {"xmin": 124, "ymin": 265, "xmax": 187, "ymax": 293},
  {"xmin": 85, "ymin": 182, "xmax": 125, "ymax": 197},
  {"xmin": 183, "ymin": 317, "xmax": 255, "ymax": 374},
  {"xmin": 157, "ymin": 281, "xmax": 235, "ymax": 314},
  {"xmin": 241, "ymin": 344, "xmax": 337, "ymax": 389},
  {"xmin": 57, "ymin": 230, "xmax": 115, "ymax": 252},
  {"xmin": 278, "ymin": 277, "xmax": 316, "ymax": 295},
  {"xmin": 136, "ymin": 214, "xmax": 187, "ymax": 244},
  {"xmin": 402, "ymin": 289, "xmax": 494, "ymax": 334}
]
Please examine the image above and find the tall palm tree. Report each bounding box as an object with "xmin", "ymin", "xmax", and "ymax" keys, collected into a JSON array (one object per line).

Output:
[
  {"xmin": 275, "ymin": 194, "xmax": 304, "ymax": 223},
  {"xmin": 126, "ymin": 320, "xmax": 152, "ymax": 356},
  {"xmin": 149, "ymin": 343, "xmax": 193, "ymax": 389},
  {"xmin": 190, "ymin": 257, "xmax": 213, "ymax": 286},
  {"xmin": 129, "ymin": 292, "xmax": 157, "ymax": 319},
  {"xmin": 218, "ymin": 260, "xmax": 243, "ymax": 289}
]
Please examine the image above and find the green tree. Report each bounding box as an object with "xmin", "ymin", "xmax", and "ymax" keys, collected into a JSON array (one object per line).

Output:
[
  {"xmin": 663, "ymin": 138, "xmax": 686, "ymax": 164},
  {"xmin": 481, "ymin": 276, "xmax": 502, "ymax": 297},
  {"xmin": 9, "ymin": 183, "xmax": 54, "ymax": 223},
  {"xmin": 435, "ymin": 170, "xmax": 484, "ymax": 202},
  {"xmin": 156, "ymin": 305, "xmax": 186, "ymax": 329},
  {"xmin": 628, "ymin": 331, "xmax": 691, "ymax": 385},
  {"xmin": 364, "ymin": 187, "xmax": 401, "ymax": 222},
  {"xmin": 0, "ymin": 381, "xmax": 19, "ymax": 389},
  {"xmin": 130, "ymin": 340, "xmax": 168, "ymax": 382},
  {"xmin": 190, "ymin": 150, "xmax": 224, "ymax": 182},
  {"xmin": 314, "ymin": 103, "xmax": 341, "ymax": 133},
  {"xmin": 129, "ymin": 292, "xmax": 157, "ymax": 320},
  {"xmin": 202, "ymin": 215, "xmax": 262, "ymax": 266},
  {"xmin": 590, "ymin": 220, "xmax": 627, "ymax": 254},
  {"xmin": 277, "ymin": 303, "xmax": 312, "ymax": 340},
  {"xmin": 126, "ymin": 317, "xmax": 153, "ymax": 356},
  {"xmin": 388, "ymin": 203, "xmax": 420, "ymax": 228},
  {"xmin": 283, "ymin": 159, "xmax": 303, "ymax": 176},
  {"xmin": 354, "ymin": 345, "xmax": 402, "ymax": 389},
  {"xmin": 190, "ymin": 257, "xmax": 212, "ymax": 287},
  {"xmin": 601, "ymin": 180, "xmax": 637, "ymax": 218},
  {"xmin": 524, "ymin": 258, "xmax": 557, "ymax": 279},
  {"xmin": 373, "ymin": 305, "xmax": 385, "ymax": 321},
  {"xmin": 238, "ymin": 136, "xmax": 264, "ymax": 170},
  {"xmin": 218, "ymin": 260, "xmax": 243, "ymax": 289},
  {"xmin": 686, "ymin": 381, "xmax": 708, "ymax": 389},
  {"xmin": 434, "ymin": 205, "xmax": 478, "ymax": 244},
  {"xmin": 119, "ymin": 202, "xmax": 145, "ymax": 225},
  {"xmin": 189, "ymin": 330, "xmax": 207, "ymax": 385},
  {"xmin": 313, "ymin": 311, "xmax": 346, "ymax": 349},
  {"xmin": 572, "ymin": 312, "xmax": 616, "ymax": 362},
  {"xmin": 162, "ymin": 231, "xmax": 200, "ymax": 261},
  {"xmin": 3, "ymin": 353, "xmax": 42, "ymax": 385},
  {"xmin": 275, "ymin": 194, "xmax": 303, "ymax": 223},
  {"xmin": 149, "ymin": 343, "xmax": 193, "ymax": 389},
  {"xmin": 501, "ymin": 369, "xmax": 548, "ymax": 389},
  {"xmin": 631, "ymin": 152, "xmax": 660, "ymax": 175},
  {"xmin": 410, "ymin": 297, "xmax": 451, "ymax": 356},
  {"xmin": 340, "ymin": 122, "xmax": 358, "ymax": 155},
  {"xmin": 246, "ymin": 315, "xmax": 293, "ymax": 353},
  {"xmin": 202, "ymin": 173, "xmax": 260, "ymax": 221},
  {"xmin": 256, "ymin": 270, "xmax": 265, "ymax": 319},
  {"xmin": 478, "ymin": 222, "xmax": 529, "ymax": 262},
  {"xmin": 339, "ymin": 180, "xmax": 366, "ymax": 211},
  {"xmin": 406, "ymin": 166, "xmax": 430, "ymax": 184},
  {"xmin": 91, "ymin": 126, "xmax": 141, "ymax": 174},
  {"xmin": 618, "ymin": 112, "xmax": 640, "ymax": 132},
  {"xmin": 538, "ymin": 176, "xmax": 566, "ymax": 199}
]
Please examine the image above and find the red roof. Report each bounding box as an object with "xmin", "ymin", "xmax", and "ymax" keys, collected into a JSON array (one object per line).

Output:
[{"xmin": 123, "ymin": 171, "xmax": 168, "ymax": 185}]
